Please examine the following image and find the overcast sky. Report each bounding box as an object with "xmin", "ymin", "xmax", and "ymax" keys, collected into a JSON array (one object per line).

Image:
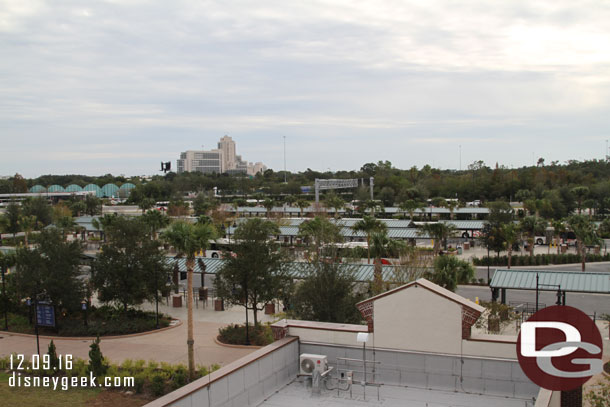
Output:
[{"xmin": 2, "ymin": 1, "xmax": 610, "ymax": 178}]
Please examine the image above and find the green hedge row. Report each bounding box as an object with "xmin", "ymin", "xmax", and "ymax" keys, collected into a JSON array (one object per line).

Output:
[{"xmin": 472, "ymin": 252, "xmax": 610, "ymax": 267}]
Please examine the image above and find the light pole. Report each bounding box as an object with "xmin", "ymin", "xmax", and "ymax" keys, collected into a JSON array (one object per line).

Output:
[
  {"xmin": 283, "ymin": 136, "xmax": 287, "ymax": 184},
  {"xmin": 81, "ymin": 300, "xmax": 88, "ymax": 327},
  {"xmin": 1, "ymin": 263, "xmax": 7, "ymax": 331}
]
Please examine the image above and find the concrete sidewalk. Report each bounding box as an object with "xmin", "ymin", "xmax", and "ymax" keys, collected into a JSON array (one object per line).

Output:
[{"xmin": 0, "ymin": 300, "xmax": 277, "ymax": 367}]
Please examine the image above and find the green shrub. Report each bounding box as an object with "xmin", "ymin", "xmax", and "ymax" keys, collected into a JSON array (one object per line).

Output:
[
  {"xmin": 218, "ymin": 323, "xmax": 274, "ymax": 346},
  {"xmin": 88, "ymin": 336, "xmax": 108, "ymax": 378},
  {"xmin": 172, "ymin": 366, "xmax": 188, "ymax": 389},
  {"xmin": 134, "ymin": 374, "xmax": 146, "ymax": 394},
  {"xmin": 151, "ymin": 374, "xmax": 166, "ymax": 396}
]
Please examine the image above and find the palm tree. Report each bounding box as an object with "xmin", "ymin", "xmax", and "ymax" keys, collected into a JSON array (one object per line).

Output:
[
  {"xmin": 162, "ymin": 221, "xmax": 216, "ymax": 380},
  {"xmin": 262, "ymin": 198, "xmax": 274, "ymax": 218},
  {"xmin": 567, "ymin": 215, "xmax": 599, "ymax": 272},
  {"xmin": 445, "ymin": 200, "xmax": 459, "ymax": 220},
  {"xmin": 501, "ymin": 223, "xmax": 518, "ymax": 269},
  {"xmin": 571, "ymin": 186, "xmax": 589, "ymax": 215},
  {"xmin": 141, "ymin": 210, "xmax": 170, "ymax": 240},
  {"xmin": 363, "ymin": 199, "xmax": 381, "ymax": 217},
  {"xmin": 284, "ymin": 195, "xmax": 297, "ymax": 207},
  {"xmin": 418, "ymin": 222, "xmax": 457, "ymax": 256},
  {"xmin": 18, "ymin": 215, "xmax": 37, "ymax": 246},
  {"xmin": 296, "ymin": 199, "xmax": 309, "ymax": 217},
  {"xmin": 399, "ymin": 199, "xmax": 423, "ymax": 221},
  {"xmin": 519, "ymin": 216, "xmax": 546, "ymax": 257},
  {"xmin": 325, "ymin": 194, "xmax": 345, "ymax": 219},
  {"xmin": 352, "ymin": 215, "xmax": 387, "ymax": 263},
  {"xmin": 138, "ymin": 197, "xmax": 156, "ymax": 214},
  {"xmin": 551, "ymin": 219, "xmax": 566, "ymax": 255}
]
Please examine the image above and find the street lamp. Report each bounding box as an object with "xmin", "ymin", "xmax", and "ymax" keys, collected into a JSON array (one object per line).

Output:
[
  {"xmin": 81, "ymin": 300, "xmax": 88, "ymax": 327},
  {"xmin": 1, "ymin": 262, "xmax": 7, "ymax": 331},
  {"xmin": 25, "ymin": 297, "xmax": 32, "ymax": 325}
]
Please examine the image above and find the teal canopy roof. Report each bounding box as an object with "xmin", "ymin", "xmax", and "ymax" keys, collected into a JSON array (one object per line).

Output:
[
  {"xmin": 65, "ymin": 184, "xmax": 83, "ymax": 192},
  {"xmin": 490, "ymin": 269, "xmax": 610, "ymax": 294}
]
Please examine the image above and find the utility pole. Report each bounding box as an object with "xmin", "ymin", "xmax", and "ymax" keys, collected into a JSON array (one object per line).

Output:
[{"xmin": 283, "ymin": 136, "xmax": 287, "ymax": 183}]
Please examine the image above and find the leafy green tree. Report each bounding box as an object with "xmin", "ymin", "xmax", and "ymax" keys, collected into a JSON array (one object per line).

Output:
[
  {"xmin": 571, "ymin": 186, "xmax": 589, "ymax": 215},
  {"xmin": 427, "ymin": 256, "xmax": 474, "ymax": 292},
  {"xmin": 481, "ymin": 201, "xmax": 514, "ymax": 256},
  {"xmin": 215, "ymin": 218, "xmax": 286, "ymax": 327},
  {"xmin": 162, "ymin": 220, "xmax": 216, "ymax": 380},
  {"xmin": 4, "ymin": 202, "xmax": 21, "ymax": 237},
  {"xmin": 22, "ymin": 197, "xmax": 53, "ymax": 226},
  {"xmin": 290, "ymin": 262, "xmax": 364, "ymax": 323},
  {"xmin": 567, "ymin": 215, "xmax": 600, "ymax": 272},
  {"xmin": 52, "ymin": 203, "xmax": 76, "ymax": 240},
  {"xmin": 92, "ymin": 217, "xmax": 168, "ymax": 311},
  {"xmin": 378, "ymin": 186, "xmax": 395, "ymax": 207},
  {"xmin": 298, "ymin": 216, "xmax": 343, "ymax": 260},
  {"xmin": 13, "ymin": 228, "xmax": 84, "ymax": 313},
  {"xmin": 84, "ymin": 195, "xmax": 102, "ymax": 216},
  {"xmin": 353, "ymin": 215, "xmax": 387, "ymax": 263},
  {"xmin": 193, "ymin": 193, "xmax": 219, "ymax": 216},
  {"xmin": 418, "ymin": 222, "xmax": 456, "ymax": 255}
]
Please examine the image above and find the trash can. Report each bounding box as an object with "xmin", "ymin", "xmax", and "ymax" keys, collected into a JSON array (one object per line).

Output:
[
  {"xmin": 457, "ymin": 246, "xmax": 463, "ymax": 255},
  {"xmin": 265, "ymin": 303, "xmax": 275, "ymax": 315},
  {"xmin": 463, "ymin": 241, "xmax": 470, "ymax": 250},
  {"xmin": 172, "ymin": 295, "xmax": 182, "ymax": 308},
  {"xmin": 561, "ymin": 244, "xmax": 567, "ymax": 254},
  {"xmin": 199, "ymin": 287, "xmax": 208, "ymax": 301},
  {"xmin": 214, "ymin": 299, "xmax": 224, "ymax": 311}
]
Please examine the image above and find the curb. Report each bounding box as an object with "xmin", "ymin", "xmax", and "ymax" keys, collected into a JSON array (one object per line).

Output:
[
  {"xmin": 213, "ymin": 335, "xmax": 263, "ymax": 349},
  {"xmin": 0, "ymin": 319, "xmax": 182, "ymax": 341}
]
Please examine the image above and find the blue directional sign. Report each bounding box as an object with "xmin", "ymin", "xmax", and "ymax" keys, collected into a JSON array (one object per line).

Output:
[{"xmin": 36, "ymin": 302, "xmax": 55, "ymax": 327}]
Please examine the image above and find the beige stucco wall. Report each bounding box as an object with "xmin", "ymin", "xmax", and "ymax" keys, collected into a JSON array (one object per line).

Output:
[
  {"xmin": 461, "ymin": 335, "xmax": 518, "ymax": 359},
  {"xmin": 373, "ymin": 285, "xmax": 463, "ymax": 354},
  {"xmin": 287, "ymin": 327, "xmax": 372, "ymax": 347}
]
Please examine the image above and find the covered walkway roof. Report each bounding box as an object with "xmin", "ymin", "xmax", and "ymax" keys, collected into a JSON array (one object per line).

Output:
[
  {"xmin": 167, "ymin": 257, "xmax": 420, "ymax": 282},
  {"xmin": 490, "ymin": 269, "xmax": 610, "ymax": 294}
]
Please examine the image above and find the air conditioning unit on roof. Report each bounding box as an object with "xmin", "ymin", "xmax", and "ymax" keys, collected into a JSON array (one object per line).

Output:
[{"xmin": 299, "ymin": 353, "xmax": 328, "ymax": 375}]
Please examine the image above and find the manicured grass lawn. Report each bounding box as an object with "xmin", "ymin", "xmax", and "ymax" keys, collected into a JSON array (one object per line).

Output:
[{"xmin": 0, "ymin": 371, "xmax": 102, "ymax": 407}]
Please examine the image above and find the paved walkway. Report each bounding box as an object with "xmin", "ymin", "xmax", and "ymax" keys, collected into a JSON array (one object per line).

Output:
[{"xmin": 0, "ymin": 300, "xmax": 277, "ymax": 367}]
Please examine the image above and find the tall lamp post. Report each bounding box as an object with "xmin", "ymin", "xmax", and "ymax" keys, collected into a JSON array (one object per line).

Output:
[
  {"xmin": 1, "ymin": 263, "xmax": 7, "ymax": 331},
  {"xmin": 81, "ymin": 300, "xmax": 88, "ymax": 327}
]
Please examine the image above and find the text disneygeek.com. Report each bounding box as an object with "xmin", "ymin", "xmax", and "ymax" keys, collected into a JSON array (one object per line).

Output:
[{"xmin": 8, "ymin": 354, "xmax": 134, "ymax": 390}]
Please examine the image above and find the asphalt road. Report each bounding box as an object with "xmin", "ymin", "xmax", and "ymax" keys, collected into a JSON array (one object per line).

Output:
[{"xmin": 456, "ymin": 285, "xmax": 610, "ymax": 316}]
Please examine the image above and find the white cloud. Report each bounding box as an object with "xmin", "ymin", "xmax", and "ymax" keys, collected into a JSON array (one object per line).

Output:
[{"xmin": 1, "ymin": 0, "xmax": 610, "ymax": 177}]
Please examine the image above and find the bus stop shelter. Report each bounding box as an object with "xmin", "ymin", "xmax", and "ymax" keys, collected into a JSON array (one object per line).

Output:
[{"xmin": 489, "ymin": 269, "xmax": 610, "ymax": 311}]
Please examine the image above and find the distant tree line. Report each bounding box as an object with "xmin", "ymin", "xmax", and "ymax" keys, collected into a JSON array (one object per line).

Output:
[{"xmin": 2, "ymin": 159, "xmax": 610, "ymax": 219}]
